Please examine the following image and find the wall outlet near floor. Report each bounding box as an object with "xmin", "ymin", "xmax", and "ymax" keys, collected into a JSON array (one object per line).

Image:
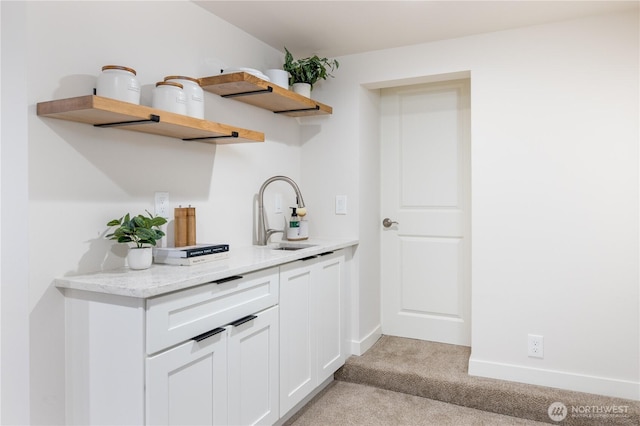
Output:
[
  {"xmin": 528, "ymin": 334, "xmax": 544, "ymax": 358},
  {"xmin": 154, "ymin": 192, "xmax": 170, "ymax": 218}
]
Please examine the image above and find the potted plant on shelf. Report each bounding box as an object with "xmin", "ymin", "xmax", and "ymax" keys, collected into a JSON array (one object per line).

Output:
[
  {"xmin": 283, "ymin": 47, "xmax": 339, "ymax": 98},
  {"xmin": 106, "ymin": 211, "xmax": 167, "ymax": 270}
]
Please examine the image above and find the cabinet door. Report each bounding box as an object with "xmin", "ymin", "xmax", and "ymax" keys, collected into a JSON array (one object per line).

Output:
[
  {"xmin": 314, "ymin": 252, "xmax": 345, "ymax": 382},
  {"xmin": 146, "ymin": 330, "xmax": 228, "ymax": 426},
  {"xmin": 227, "ymin": 306, "xmax": 279, "ymax": 426},
  {"xmin": 279, "ymin": 260, "xmax": 316, "ymax": 415}
]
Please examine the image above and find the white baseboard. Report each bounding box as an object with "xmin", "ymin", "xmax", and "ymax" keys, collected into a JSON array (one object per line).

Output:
[
  {"xmin": 468, "ymin": 356, "xmax": 640, "ymax": 401},
  {"xmin": 350, "ymin": 325, "xmax": 382, "ymax": 356}
]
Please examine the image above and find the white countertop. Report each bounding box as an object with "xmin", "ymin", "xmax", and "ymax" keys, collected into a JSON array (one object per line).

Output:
[{"xmin": 55, "ymin": 238, "xmax": 358, "ymax": 299}]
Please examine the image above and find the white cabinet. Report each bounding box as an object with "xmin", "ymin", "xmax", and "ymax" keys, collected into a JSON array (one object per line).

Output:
[
  {"xmin": 315, "ymin": 252, "xmax": 345, "ymax": 382},
  {"xmin": 146, "ymin": 306, "xmax": 279, "ymax": 426},
  {"xmin": 279, "ymin": 259, "xmax": 315, "ymax": 412},
  {"xmin": 227, "ymin": 306, "xmax": 279, "ymax": 426},
  {"xmin": 63, "ymin": 247, "xmax": 349, "ymax": 426},
  {"xmin": 64, "ymin": 267, "xmax": 279, "ymax": 426},
  {"xmin": 146, "ymin": 326, "xmax": 228, "ymax": 426},
  {"xmin": 279, "ymin": 251, "xmax": 345, "ymax": 416}
]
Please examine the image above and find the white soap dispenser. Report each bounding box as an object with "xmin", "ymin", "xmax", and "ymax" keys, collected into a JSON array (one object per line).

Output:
[{"xmin": 287, "ymin": 207, "xmax": 302, "ymax": 240}]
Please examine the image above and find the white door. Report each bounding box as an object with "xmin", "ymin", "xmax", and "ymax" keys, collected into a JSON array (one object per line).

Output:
[
  {"xmin": 380, "ymin": 79, "xmax": 471, "ymax": 346},
  {"xmin": 279, "ymin": 259, "xmax": 315, "ymax": 415},
  {"xmin": 314, "ymin": 252, "xmax": 345, "ymax": 382},
  {"xmin": 146, "ymin": 330, "xmax": 228, "ymax": 425},
  {"xmin": 227, "ymin": 306, "xmax": 279, "ymax": 426}
]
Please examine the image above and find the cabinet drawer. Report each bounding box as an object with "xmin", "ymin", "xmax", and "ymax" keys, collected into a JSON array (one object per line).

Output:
[{"xmin": 146, "ymin": 267, "xmax": 278, "ymax": 354}]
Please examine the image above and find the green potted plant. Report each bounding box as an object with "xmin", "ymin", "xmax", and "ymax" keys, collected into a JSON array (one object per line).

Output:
[
  {"xmin": 106, "ymin": 211, "xmax": 167, "ymax": 270},
  {"xmin": 283, "ymin": 47, "xmax": 339, "ymax": 97}
]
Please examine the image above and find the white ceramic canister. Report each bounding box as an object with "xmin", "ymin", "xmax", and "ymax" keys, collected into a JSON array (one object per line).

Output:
[
  {"xmin": 264, "ymin": 69, "xmax": 290, "ymax": 89},
  {"xmin": 152, "ymin": 81, "xmax": 187, "ymax": 115},
  {"xmin": 164, "ymin": 76, "xmax": 204, "ymax": 119},
  {"xmin": 96, "ymin": 65, "xmax": 141, "ymax": 104}
]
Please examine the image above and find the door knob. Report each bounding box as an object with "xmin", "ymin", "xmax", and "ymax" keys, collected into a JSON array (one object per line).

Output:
[{"xmin": 382, "ymin": 218, "xmax": 399, "ymax": 228}]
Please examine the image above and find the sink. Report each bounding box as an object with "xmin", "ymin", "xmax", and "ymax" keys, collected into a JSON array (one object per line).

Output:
[{"xmin": 271, "ymin": 243, "xmax": 316, "ymax": 251}]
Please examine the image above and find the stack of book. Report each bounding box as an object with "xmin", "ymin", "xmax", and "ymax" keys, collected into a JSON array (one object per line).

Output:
[{"xmin": 153, "ymin": 243, "xmax": 229, "ymax": 266}]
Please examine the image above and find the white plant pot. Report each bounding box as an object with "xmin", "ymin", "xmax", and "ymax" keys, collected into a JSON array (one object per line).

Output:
[
  {"xmin": 127, "ymin": 247, "xmax": 153, "ymax": 270},
  {"xmin": 292, "ymin": 83, "xmax": 311, "ymax": 98}
]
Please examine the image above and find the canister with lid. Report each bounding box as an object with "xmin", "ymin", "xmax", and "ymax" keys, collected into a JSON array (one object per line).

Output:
[
  {"xmin": 96, "ymin": 65, "xmax": 141, "ymax": 104},
  {"xmin": 152, "ymin": 81, "xmax": 187, "ymax": 115},
  {"xmin": 164, "ymin": 76, "xmax": 204, "ymax": 119}
]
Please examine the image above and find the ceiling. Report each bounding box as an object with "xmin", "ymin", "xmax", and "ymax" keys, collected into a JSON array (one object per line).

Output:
[{"xmin": 194, "ymin": 1, "xmax": 638, "ymax": 58}]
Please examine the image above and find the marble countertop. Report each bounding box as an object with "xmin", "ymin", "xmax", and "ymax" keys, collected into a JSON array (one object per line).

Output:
[{"xmin": 55, "ymin": 238, "xmax": 358, "ymax": 299}]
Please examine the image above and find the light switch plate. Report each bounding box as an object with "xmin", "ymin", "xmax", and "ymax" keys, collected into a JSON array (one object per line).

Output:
[
  {"xmin": 335, "ymin": 195, "xmax": 347, "ymax": 215},
  {"xmin": 275, "ymin": 193, "xmax": 283, "ymax": 214}
]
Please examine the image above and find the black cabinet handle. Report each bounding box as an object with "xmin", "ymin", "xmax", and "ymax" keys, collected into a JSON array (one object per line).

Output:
[
  {"xmin": 319, "ymin": 251, "xmax": 334, "ymax": 256},
  {"xmin": 300, "ymin": 255, "xmax": 317, "ymax": 261},
  {"xmin": 229, "ymin": 315, "xmax": 258, "ymax": 327},
  {"xmin": 193, "ymin": 327, "xmax": 225, "ymax": 342},
  {"xmin": 213, "ymin": 275, "xmax": 243, "ymax": 285}
]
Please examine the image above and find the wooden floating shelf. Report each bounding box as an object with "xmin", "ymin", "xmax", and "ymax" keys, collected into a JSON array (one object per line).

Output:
[
  {"xmin": 199, "ymin": 72, "xmax": 332, "ymax": 117},
  {"xmin": 36, "ymin": 95, "xmax": 264, "ymax": 144}
]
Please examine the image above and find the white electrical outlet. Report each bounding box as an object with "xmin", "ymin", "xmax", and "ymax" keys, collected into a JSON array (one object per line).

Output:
[
  {"xmin": 528, "ymin": 334, "xmax": 544, "ymax": 358},
  {"xmin": 155, "ymin": 192, "xmax": 170, "ymax": 218}
]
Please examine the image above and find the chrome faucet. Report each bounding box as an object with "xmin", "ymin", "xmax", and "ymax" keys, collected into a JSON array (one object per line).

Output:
[{"xmin": 256, "ymin": 176, "xmax": 306, "ymax": 245}]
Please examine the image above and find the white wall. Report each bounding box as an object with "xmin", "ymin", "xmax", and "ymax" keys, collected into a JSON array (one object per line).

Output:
[
  {"xmin": 1, "ymin": 2, "xmax": 30, "ymax": 424},
  {"xmin": 297, "ymin": 69, "xmax": 368, "ymax": 352},
  {"xmin": 4, "ymin": 2, "xmax": 639, "ymax": 423},
  {"xmin": 19, "ymin": 1, "xmax": 323, "ymax": 423},
  {"xmin": 317, "ymin": 10, "xmax": 639, "ymax": 399}
]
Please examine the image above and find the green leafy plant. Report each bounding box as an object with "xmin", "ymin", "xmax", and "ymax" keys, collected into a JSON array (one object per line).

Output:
[
  {"xmin": 283, "ymin": 47, "xmax": 339, "ymax": 89},
  {"xmin": 106, "ymin": 211, "xmax": 167, "ymax": 248}
]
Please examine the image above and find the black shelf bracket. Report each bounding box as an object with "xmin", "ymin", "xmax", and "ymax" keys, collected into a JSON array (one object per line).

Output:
[
  {"xmin": 182, "ymin": 131, "xmax": 239, "ymax": 142},
  {"xmin": 94, "ymin": 114, "xmax": 160, "ymax": 128},
  {"xmin": 223, "ymin": 86, "xmax": 274, "ymax": 98},
  {"xmin": 274, "ymin": 105, "xmax": 321, "ymax": 114}
]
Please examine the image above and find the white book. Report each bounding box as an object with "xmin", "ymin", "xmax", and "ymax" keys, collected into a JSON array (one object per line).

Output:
[
  {"xmin": 152, "ymin": 243, "xmax": 229, "ymax": 259},
  {"xmin": 154, "ymin": 251, "xmax": 229, "ymax": 266}
]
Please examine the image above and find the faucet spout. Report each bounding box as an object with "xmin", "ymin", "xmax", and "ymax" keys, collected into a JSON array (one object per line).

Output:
[{"xmin": 257, "ymin": 175, "xmax": 306, "ymax": 246}]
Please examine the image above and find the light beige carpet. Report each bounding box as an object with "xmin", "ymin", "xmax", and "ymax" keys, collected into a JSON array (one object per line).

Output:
[
  {"xmin": 287, "ymin": 381, "xmax": 547, "ymax": 425},
  {"xmin": 289, "ymin": 335, "xmax": 640, "ymax": 425}
]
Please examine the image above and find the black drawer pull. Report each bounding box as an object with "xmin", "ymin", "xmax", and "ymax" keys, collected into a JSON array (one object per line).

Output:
[
  {"xmin": 319, "ymin": 251, "xmax": 334, "ymax": 256},
  {"xmin": 213, "ymin": 275, "xmax": 243, "ymax": 285},
  {"xmin": 229, "ymin": 315, "xmax": 257, "ymax": 327},
  {"xmin": 193, "ymin": 327, "xmax": 225, "ymax": 342},
  {"xmin": 301, "ymin": 255, "xmax": 317, "ymax": 261}
]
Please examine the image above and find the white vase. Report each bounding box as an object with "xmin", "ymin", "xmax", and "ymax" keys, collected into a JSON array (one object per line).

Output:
[
  {"xmin": 127, "ymin": 247, "xmax": 153, "ymax": 270},
  {"xmin": 292, "ymin": 83, "xmax": 311, "ymax": 98}
]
